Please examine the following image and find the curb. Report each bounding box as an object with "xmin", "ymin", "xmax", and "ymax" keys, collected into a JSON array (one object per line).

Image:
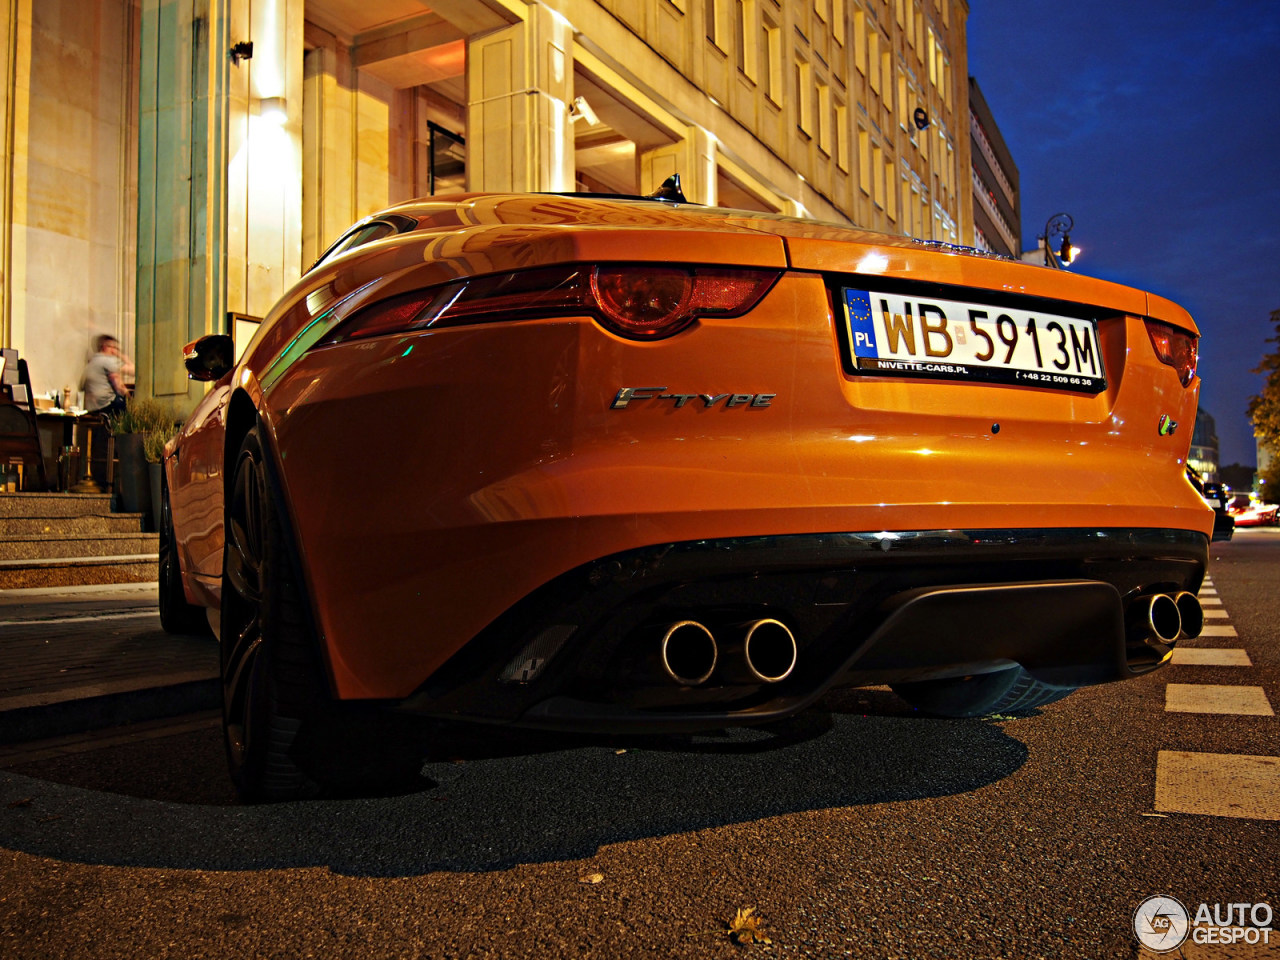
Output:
[{"xmin": 0, "ymin": 677, "xmax": 220, "ymax": 745}]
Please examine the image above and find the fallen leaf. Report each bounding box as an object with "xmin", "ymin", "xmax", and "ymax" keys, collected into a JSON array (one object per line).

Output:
[
  {"xmin": 580, "ymin": 873, "xmax": 604, "ymax": 885},
  {"xmin": 727, "ymin": 906, "xmax": 772, "ymax": 945},
  {"xmin": 7, "ymin": 798, "xmax": 33, "ymax": 809},
  {"xmin": 615, "ymin": 749, "xmax": 627, "ymax": 755}
]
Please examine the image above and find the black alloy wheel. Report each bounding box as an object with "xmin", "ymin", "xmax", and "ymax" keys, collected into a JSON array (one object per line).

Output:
[
  {"xmin": 220, "ymin": 425, "xmax": 324, "ymax": 802},
  {"xmin": 158, "ymin": 466, "xmax": 210, "ymax": 635}
]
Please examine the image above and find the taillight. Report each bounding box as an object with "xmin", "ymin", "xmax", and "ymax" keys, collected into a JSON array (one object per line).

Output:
[
  {"xmin": 1144, "ymin": 320, "xmax": 1198, "ymax": 387},
  {"xmin": 320, "ymin": 264, "xmax": 779, "ymax": 345}
]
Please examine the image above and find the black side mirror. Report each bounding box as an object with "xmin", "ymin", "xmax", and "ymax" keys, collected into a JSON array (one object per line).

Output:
[{"xmin": 184, "ymin": 335, "xmax": 235, "ymax": 382}]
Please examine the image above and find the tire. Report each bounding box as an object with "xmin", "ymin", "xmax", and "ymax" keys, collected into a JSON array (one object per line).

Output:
[
  {"xmin": 891, "ymin": 666, "xmax": 1076, "ymax": 719},
  {"xmin": 220, "ymin": 425, "xmax": 428, "ymax": 802},
  {"xmin": 221, "ymin": 425, "xmax": 340, "ymax": 802},
  {"xmin": 158, "ymin": 468, "xmax": 211, "ymax": 636}
]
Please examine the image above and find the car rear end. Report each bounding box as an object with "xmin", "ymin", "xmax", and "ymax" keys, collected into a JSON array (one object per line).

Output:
[{"xmin": 252, "ymin": 198, "xmax": 1211, "ymax": 731}]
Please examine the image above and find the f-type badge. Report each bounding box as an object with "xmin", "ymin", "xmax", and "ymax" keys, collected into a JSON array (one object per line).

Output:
[{"xmin": 611, "ymin": 386, "xmax": 776, "ymax": 410}]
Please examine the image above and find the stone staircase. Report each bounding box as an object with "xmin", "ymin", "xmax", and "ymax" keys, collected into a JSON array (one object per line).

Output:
[{"xmin": 0, "ymin": 492, "xmax": 158, "ymax": 590}]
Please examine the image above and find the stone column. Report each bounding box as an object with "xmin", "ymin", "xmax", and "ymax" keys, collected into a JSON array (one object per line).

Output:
[
  {"xmin": 0, "ymin": 0, "xmax": 29, "ymax": 354},
  {"xmin": 466, "ymin": 3, "xmax": 573, "ymax": 193},
  {"xmin": 137, "ymin": 0, "xmax": 301, "ymax": 406},
  {"xmin": 136, "ymin": 0, "xmax": 231, "ymax": 402}
]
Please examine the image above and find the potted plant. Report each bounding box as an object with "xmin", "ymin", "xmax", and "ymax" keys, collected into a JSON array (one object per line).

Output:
[
  {"xmin": 143, "ymin": 417, "xmax": 180, "ymax": 533},
  {"xmin": 111, "ymin": 397, "xmax": 174, "ymax": 529}
]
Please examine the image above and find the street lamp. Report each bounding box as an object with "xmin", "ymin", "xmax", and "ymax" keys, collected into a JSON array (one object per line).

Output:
[{"xmin": 1040, "ymin": 212, "xmax": 1079, "ymax": 269}]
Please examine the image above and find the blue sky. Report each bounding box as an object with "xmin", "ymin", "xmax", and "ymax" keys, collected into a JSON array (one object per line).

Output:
[{"xmin": 966, "ymin": 1, "xmax": 1280, "ymax": 466}]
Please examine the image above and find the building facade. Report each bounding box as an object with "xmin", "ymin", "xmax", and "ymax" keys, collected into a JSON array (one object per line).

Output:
[
  {"xmin": 967, "ymin": 75, "xmax": 1018, "ymax": 258},
  {"xmin": 1188, "ymin": 406, "xmax": 1219, "ymax": 484},
  {"xmin": 0, "ymin": 0, "xmax": 972, "ymax": 413}
]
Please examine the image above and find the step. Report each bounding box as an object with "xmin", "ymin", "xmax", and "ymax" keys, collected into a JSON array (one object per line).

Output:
[
  {"xmin": 0, "ymin": 554, "xmax": 159, "ymax": 590},
  {"xmin": 0, "ymin": 533, "xmax": 160, "ymax": 561},
  {"xmin": 0, "ymin": 513, "xmax": 148, "ymax": 537},
  {"xmin": 0, "ymin": 492, "xmax": 114, "ymax": 519}
]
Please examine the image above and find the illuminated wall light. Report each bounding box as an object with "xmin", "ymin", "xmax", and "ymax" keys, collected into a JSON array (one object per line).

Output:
[{"xmin": 257, "ymin": 97, "xmax": 287, "ymax": 125}]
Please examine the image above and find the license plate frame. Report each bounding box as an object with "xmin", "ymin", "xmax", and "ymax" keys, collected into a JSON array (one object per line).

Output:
[{"xmin": 842, "ymin": 288, "xmax": 1107, "ymax": 394}]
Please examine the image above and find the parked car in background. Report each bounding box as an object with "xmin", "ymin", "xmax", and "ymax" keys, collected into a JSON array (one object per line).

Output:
[
  {"xmin": 1188, "ymin": 470, "xmax": 1235, "ymax": 542},
  {"xmin": 159, "ymin": 183, "xmax": 1214, "ymax": 801}
]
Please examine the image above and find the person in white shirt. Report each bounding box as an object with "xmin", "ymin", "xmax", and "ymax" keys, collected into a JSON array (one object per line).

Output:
[{"xmin": 82, "ymin": 334, "xmax": 133, "ymax": 415}]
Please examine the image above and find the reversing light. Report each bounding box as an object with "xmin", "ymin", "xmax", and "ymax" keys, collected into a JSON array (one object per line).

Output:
[
  {"xmin": 1144, "ymin": 320, "xmax": 1198, "ymax": 387},
  {"xmin": 320, "ymin": 264, "xmax": 780, "ymax": 345}
]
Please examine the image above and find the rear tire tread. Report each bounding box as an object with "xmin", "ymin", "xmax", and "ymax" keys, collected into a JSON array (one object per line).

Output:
[{"xmin": 891, "ymin": 666, "xmax": 1077, "ymax": 719}]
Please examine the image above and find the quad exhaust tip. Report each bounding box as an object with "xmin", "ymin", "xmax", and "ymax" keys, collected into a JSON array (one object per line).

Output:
[
  {"xmin": 1174, "ymin": 591, "xmax": 1204, "ymax": 640},
  {"xmin": 660, "ymin": 620, "xmax": 718, "ymax": 686},
  {"xmin": 1127, "ymin": 590, "xmax": 1205, "ymax": 648},
  {"xmin": 741, "ymin": 618, "xmax": 798, "ymax": 683},
  {"xmin": 659, "ymin": 617, "xmax": 798, "ymax": 686}
]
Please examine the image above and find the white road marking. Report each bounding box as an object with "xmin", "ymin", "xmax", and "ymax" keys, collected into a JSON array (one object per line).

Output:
[
  {"xmin": 1165, "ymin": 684, "xmax": 1274, "ymax": 716},
  {"xmin": 1197, "ymin": 624, "xmax": 1238, "ymax": 637},
  {"xmin": 1169, "ymin": 648, "xmax": 1252, "ymax": 667},
  {"xmin": 1155, "ymin": 751, "xmax": 1280, "ymax": 821},
  {"xmin": 1198, "ymin": 596, "xmax": 1222, "ymax": 606},
  {"xmin": 1202, "ymin": 608, "xmax": 1230, "ymax": 618}
]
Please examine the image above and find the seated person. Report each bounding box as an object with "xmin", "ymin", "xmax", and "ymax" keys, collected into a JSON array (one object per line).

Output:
[{"xmin": 83, "ymin": 334, "xmax": 133, "ymax": 415}]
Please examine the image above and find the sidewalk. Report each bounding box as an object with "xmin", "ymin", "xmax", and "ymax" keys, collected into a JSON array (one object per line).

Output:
[{"xmin": 0, "ymin": 582, "xmax": 218, "ymax": 743}]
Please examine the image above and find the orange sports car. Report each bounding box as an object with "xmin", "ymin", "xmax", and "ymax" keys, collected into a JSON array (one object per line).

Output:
[{"xmin": 160, "ymin": 184, "xmax": 1212, "ymax": 801}]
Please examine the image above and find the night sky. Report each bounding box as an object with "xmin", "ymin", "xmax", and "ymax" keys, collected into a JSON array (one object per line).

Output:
[{"xmin": 966, "ymin": 1, "xmax": 1280, "ymax": 467}]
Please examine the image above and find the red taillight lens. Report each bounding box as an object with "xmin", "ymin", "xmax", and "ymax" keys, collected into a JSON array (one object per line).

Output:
[
  {"xmin": 1144, "ymin": 320, "xmax": 1198, "ymax": 387},
  {"xmin": 321, "ymin": 264, "xmax": 779, "ymax": 345},
  {"xmin": 592, "ymin": 267, "xmax": 694, "ymax": 337}
]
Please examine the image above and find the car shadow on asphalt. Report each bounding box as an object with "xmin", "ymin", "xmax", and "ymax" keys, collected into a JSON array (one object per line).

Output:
[{"xmin": 0, "ymin": 688, "xmax": 1029, "ymax": 876}]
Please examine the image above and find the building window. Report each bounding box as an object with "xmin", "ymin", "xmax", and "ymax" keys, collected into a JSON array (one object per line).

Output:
[
  {"xmin": 763, "ymin": 17, "xmax": 782, "ymax": 103},
  {"xmin": 817, "ymin": 83, "xmax": 831, "ymax": 154},
  {"xmin": 858, "ymin": 128, "xmax": 871, "ymax": 194},
  {"xmin": 881, "ymin": 48, "xmax": 893, "ymax": 109},
  {"xmin": 836, "ymin": 102, "xmax": 850, "ymax": 171},
  {"xmin": 736, "ymin": 0, "xmax": 757, "ymax": 78},
  {"xmin": 854, "ymin": 10, "xmax": 866, "ymax": 75},
  {"xmin": 873, "ymin": 142, "xmax": 885, "ymax": 210},
  {"xmin": 428, "ymin": 123, "xmax": 465, "ymax": 195},
  {"xmin": 868, "ymin": 31, "xmax": 880, "ymax": 93},
  {"xmin": 796, "ymin": 58, "xmax": 814, "ymax": 135},
  {"xmin": 707, "ymin": 0, "xmax": 729, "ymax": 49},
  {"xmin": 833, "ymin": 0, "xmax": 845, "ymax": 44}
]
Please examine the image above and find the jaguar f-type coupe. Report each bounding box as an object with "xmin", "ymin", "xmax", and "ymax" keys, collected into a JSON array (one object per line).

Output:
[{"xmin": 161, "ymin": 184, "xmax": 1212, "ymax": 801}]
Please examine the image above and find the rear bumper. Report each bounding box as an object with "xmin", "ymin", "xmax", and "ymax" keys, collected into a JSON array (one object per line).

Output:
[{"xmin": 397, "ymin": 526, "xmax": 1208, "ymax": 733}]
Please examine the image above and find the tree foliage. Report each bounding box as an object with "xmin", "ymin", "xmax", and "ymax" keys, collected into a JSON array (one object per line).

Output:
[
  {"xmin": 1259, "ymin": 458, "xmax": 1280, "ymax": 500},
  {"xmin": 1247, "ymin": 308, "xmax": 1280, "ymax": 449}
]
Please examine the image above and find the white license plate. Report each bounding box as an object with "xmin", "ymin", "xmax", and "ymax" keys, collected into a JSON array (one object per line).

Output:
[{"xmin": 843, "ymin": 289, "xmax": 1107, "ymax": 393}]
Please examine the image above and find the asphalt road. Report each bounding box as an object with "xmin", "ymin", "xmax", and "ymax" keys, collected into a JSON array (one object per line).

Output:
[{"xmin": 1, "ymin": 531, "xmax": 1277, "ymax": 959}]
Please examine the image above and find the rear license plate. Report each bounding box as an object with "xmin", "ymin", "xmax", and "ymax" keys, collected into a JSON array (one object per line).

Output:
[{"xmin": 842, "ymin": 288, "xmax": 1107, "ymax": 393}]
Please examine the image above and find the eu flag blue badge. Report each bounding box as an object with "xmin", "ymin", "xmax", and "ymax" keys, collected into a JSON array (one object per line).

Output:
[{"xmin": 844, "ymin": 289, "xmax": 878, "ymax": 358}]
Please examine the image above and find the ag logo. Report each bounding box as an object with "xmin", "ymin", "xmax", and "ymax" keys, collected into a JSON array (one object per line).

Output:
[{"xmin": 1134, "ymin": 895, "xmax": 1190, "ymax": 952}]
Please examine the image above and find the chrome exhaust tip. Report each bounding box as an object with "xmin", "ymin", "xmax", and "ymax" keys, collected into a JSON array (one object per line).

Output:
[
  {"xmin": 660, "ymin": 621, "xmax": 718, "ymax": 686},
  {"xmin": 741, "ymin": 618, "xmax": 798, "ymax": 683},
  {"xmin": 1128, "ymin": 593, "xmax": 1182, "ymax": 646},
  {"xmin": 1173, "ymin": 591, "xmax": 1204, "ymax": 640}
]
